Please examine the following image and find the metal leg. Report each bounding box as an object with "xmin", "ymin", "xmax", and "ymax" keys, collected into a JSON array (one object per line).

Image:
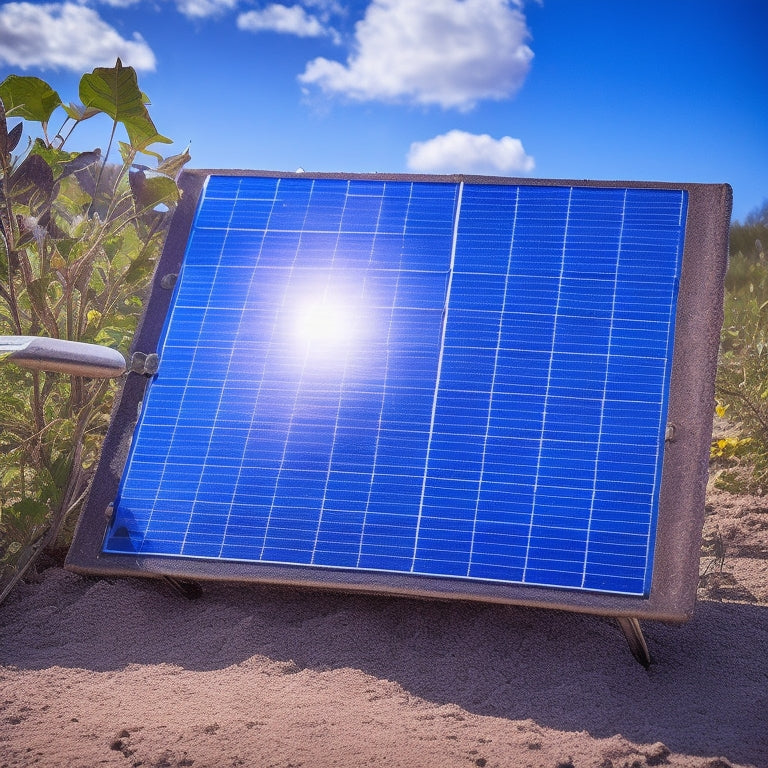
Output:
[
  {"xmin": 161, "ymin": 576, "xmax": 203, "ymax": 600},
  {"xmin": 616, "ymin": 616, "xmax": 652, "ymax": 668}
]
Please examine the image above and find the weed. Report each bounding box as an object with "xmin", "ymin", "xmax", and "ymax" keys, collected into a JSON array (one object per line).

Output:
[{"xmin": 0, "ymin": 60, "xmax": 189, "ymax": 601}]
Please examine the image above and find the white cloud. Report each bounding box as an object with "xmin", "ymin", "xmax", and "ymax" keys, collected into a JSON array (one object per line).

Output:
[
  {"xmin": 174, "ymin": 0, "xmax": 238, "ymax": 18},
  {"xmin": 299, "ymin": 0, "xmax": 533, "ymax": 110},
  {"xmin": 82, "ymin": 0, "xmax": 238, "ymax": 17},
  {"xmin": 301, "ymin": 0, "xmax": 345, "ymax": 15},
  {"xmin": 407, "ymin": 130, "xmax": 535, "ymax": 175},
  {"xmin": 237, "ymin": 4, "xmax": 329, "ymax": 38},
  {"xmin": 0, "ymin": 2, "xmax": 156, "ymax": 71},
  {"xmin": 85, "ymin": 0, "xmax": 143, "ymax": 7}
]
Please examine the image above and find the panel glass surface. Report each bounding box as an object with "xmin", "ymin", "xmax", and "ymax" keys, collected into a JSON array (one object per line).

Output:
[{"xmin": 104, "ymin": 176, "xmax": 688, "ymax": 597}]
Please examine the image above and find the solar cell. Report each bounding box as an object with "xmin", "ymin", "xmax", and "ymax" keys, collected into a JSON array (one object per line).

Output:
[{"xmin": 101, "ymin": 174, "xmax": 689, "ymax": 599}]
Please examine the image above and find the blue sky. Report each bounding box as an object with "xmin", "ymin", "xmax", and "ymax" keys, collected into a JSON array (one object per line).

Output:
[{"xmin": 0, "ymin": 0, "xmax": 765, "ymax": 222}]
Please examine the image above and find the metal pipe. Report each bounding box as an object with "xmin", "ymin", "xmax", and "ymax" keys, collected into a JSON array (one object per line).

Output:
[{"xmin": 0, "ymin": 336, "xmax": 126, "ymax": 378}]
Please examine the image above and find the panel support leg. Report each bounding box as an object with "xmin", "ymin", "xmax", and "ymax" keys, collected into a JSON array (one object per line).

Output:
[
  {"xmin": 615, "ymin": 616, "xmax": 652, "ymax": 668},
  {"xmin": 161, "ymin": 576, "xmax": 203, "ymax": 600}
]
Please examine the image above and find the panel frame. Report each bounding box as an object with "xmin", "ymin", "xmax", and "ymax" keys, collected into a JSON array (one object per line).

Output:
[{"xmin": 66, "ymin": 170, "xmax": 732, "ymax": 622}]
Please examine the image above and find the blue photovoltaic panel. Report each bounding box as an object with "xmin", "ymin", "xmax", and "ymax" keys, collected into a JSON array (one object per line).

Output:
[{"xmin": 104, "ymin": 176, "xmax": 687, "ymax": 597}]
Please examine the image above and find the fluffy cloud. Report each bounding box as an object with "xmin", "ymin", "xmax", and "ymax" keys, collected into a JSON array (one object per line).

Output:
[
  {"xmin": 84, "ymin": 0, "xmax": 239, "ymax": 17},
  {"xmin": 299, "ymin": 0, "xmax": 533, "ymax": 110},
  {"xmin": 0, "ymin": 2, "xmax": 155, "ymax": 71},
  {"xmin": 298, "ymin": 0, "xmax": 345, "ymax": 17},
  {"xmin": 86, "ymin": 0, "xmax": 143, "ymax": 7},
  {"xmin": 407, "ymin": 130, "xmax": 535, "ymax": 175},
  {"xmin": 174, "ymin": 0, "xmax": 238, "ymax": 18},
  {"xmin": 237, "ymin": 4, "xmax": 328, "ymax": 38}
]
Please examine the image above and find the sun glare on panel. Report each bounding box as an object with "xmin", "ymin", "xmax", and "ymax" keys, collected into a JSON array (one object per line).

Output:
[
  {"xmin": 295, "ymin": 300, "xmax": 355, "ymax": 347},
  {"xmin": 290, "ymin": 284, "xmax": 366, "ymax": 364}
]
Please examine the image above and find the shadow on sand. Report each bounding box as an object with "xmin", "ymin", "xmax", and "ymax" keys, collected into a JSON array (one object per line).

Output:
[{"xmin": 1, "ymin": 569, "xmax": 766, "ymax": 766}]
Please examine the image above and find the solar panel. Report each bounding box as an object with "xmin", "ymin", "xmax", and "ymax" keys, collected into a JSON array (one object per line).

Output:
[{"xmin": 67, "ymin": 171, "xmax": 731, "ymax": 624}]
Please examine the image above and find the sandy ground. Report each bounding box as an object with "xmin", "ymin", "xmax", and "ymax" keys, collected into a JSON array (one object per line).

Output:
[{"xmin": 0, "ymin": 486, "xmax": 766, "ymax": 768}]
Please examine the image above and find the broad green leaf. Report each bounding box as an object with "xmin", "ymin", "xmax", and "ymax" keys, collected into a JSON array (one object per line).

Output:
[
  {"xmin": 129, "ymin": 170, "xmax": 180, "ymax": 211},
  {"xmin": 79, "ymin": 59, "xmax": 142, "ymax": 119},
  {"xmin": 95, "ymin": 327, "xmax": 131, "ymax": 347},
  {"xmin": 118, "ymin": 141, "xmax": 140, "ymax": 165},
  {"xmin": 62, "ymin": 102, "xmax": 101, "ymax": 121},
  {"xmin": 50, "ymin": 251, "xmax": 66, "ymax": 271},
  {"xmin": 55, "ymin": 175, "xmax": 92, "ymax": 217},
  {"xmin": 11, "ymin": 499, "xmax": 50, "ymax": 526},
  {"xmin": 0, "ymin": 99, "xmax": 21, "ymax": 156},
  {"xmin": 26, "ymin": 275, "xmax": 53, "ymax": 312},
  {"xmin": 53, "ymin": 237, "xmax": 79, "ymax": 263},
  {"xmin": 29, "ymin": 136, "xmax": 71, "ymax": 162},
  {"xmin": 79, "ymin": 60, "xmax": 171, "ymax": 153},
  {"xmin": 128, "ymin": 131, "xmax": 172, "ymax": 159},
  {"xmin": 0, "ymin": 75, "xmax": 61, "ymax": 124},
  {"xmin": 0, "ymin": 97, "xmax": 7, "ymax": 157},
  {"xmin": 156, "ymin": 148, "xmax": 191, "ymax": 179},
  {"xmin": 50, "ymin": 454, "xmax": 72, "ymax": 499},
  {"xmin": 29, "ymin": 141, "xmax": 101, "ymax": 182},
  {"xmin": 61, "ymin": 150, "xmax": 101, "ymax": 178},
  {"xmin": 6, "ymin": 122, "xmax": 22, "ymax": 153},
  {"xmin": 9, "ymin": 153, "xmax": 55, "ymax": 204},
  {"xmin": 2, "ymin": 497, "xmax": 51, "ymax": 538}
]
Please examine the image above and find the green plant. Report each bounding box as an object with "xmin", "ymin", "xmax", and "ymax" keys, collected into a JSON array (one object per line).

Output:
[
  {"xmin": 710, "ymin": 434, "xmax": 753, "ymax": 461},
  {"xmin": 728, "ymin": 199, "xmax": 767, "ymax": 265},
  {"xmin": 0, "ymin": 60, "xmax": 189, "ymax": 600},
  {"xmin": 714, "ymin": 214, "xmax": 768, "ymax": 494}
]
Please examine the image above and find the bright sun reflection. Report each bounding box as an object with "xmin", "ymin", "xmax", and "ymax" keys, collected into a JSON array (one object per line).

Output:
[
  {"xmin": 295, "ymin": 300, "xmax": 355, "ymax": 348},
  {"xmin": 288, "ymin": 278, "xmax": 368, "ymax": 366}
]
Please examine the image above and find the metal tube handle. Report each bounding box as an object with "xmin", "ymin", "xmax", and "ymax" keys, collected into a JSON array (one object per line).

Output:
[{"xmin": 0, "ymin": 336, "xmax": 126, "ymax": 378}]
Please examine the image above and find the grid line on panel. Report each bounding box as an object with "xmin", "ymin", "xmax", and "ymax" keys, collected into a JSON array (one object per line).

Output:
[
  {"xmin": 465, "ymin": 186, "xmax": 520, "ymax": 577},
  {"xmin": 218, "ymin": 177, "xmax": 317, "ymax": 558},
  {"xmin": 580, "ymin": 188, "xmax": 627, "ymax": 587},
  {"xmin": 356, "ymin": 181, "xmax": 424, "ymax": 568},
  {"xmin": 258, "ymin": 180, "xmax": 351, "ymax": 559},
  {"xmin": 179, "ymin": 178, "xmax": 285, "ymax": 557},
  {"xmin": 445, "ymin": 307, "xmax": 671, "ymax": 324},
  {"xmin": 355, "ymin": 182, "xmax": 410, "ymax": 567},
  {"xmin": 355, "ymin": 344, "xmax": 392, "ymax": 567},
  {"xmin": 410, "ymin": 182, "xmax": 464, "ymax": 572},
  {"xmin": 144, "ymin": 176, "xmax": 249, "ymax": 554},
  {"xmin": 521, "ymin": 187, "xmax": 573, "ymax": 583},
  {"xmin": 308, "ymin": 322, "xmax": 350, "ymax": 566},
  {"xmin": 309, "ymin": 184, "xmax": 387, "ymax": 564}
]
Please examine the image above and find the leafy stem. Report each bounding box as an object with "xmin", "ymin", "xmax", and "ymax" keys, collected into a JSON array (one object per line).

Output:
[{"xmin": 0, "ymin": 60, "xmax": 189, "ymax": 602}]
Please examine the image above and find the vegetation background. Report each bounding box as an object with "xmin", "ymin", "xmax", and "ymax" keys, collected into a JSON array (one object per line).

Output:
[
  {"xmin": 0, "ymin": 61, "xmax": 188, "ymax": 602},
  {"xmin": 713, "ymin": 201, "xmax": 768, "ymax": 495}
]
